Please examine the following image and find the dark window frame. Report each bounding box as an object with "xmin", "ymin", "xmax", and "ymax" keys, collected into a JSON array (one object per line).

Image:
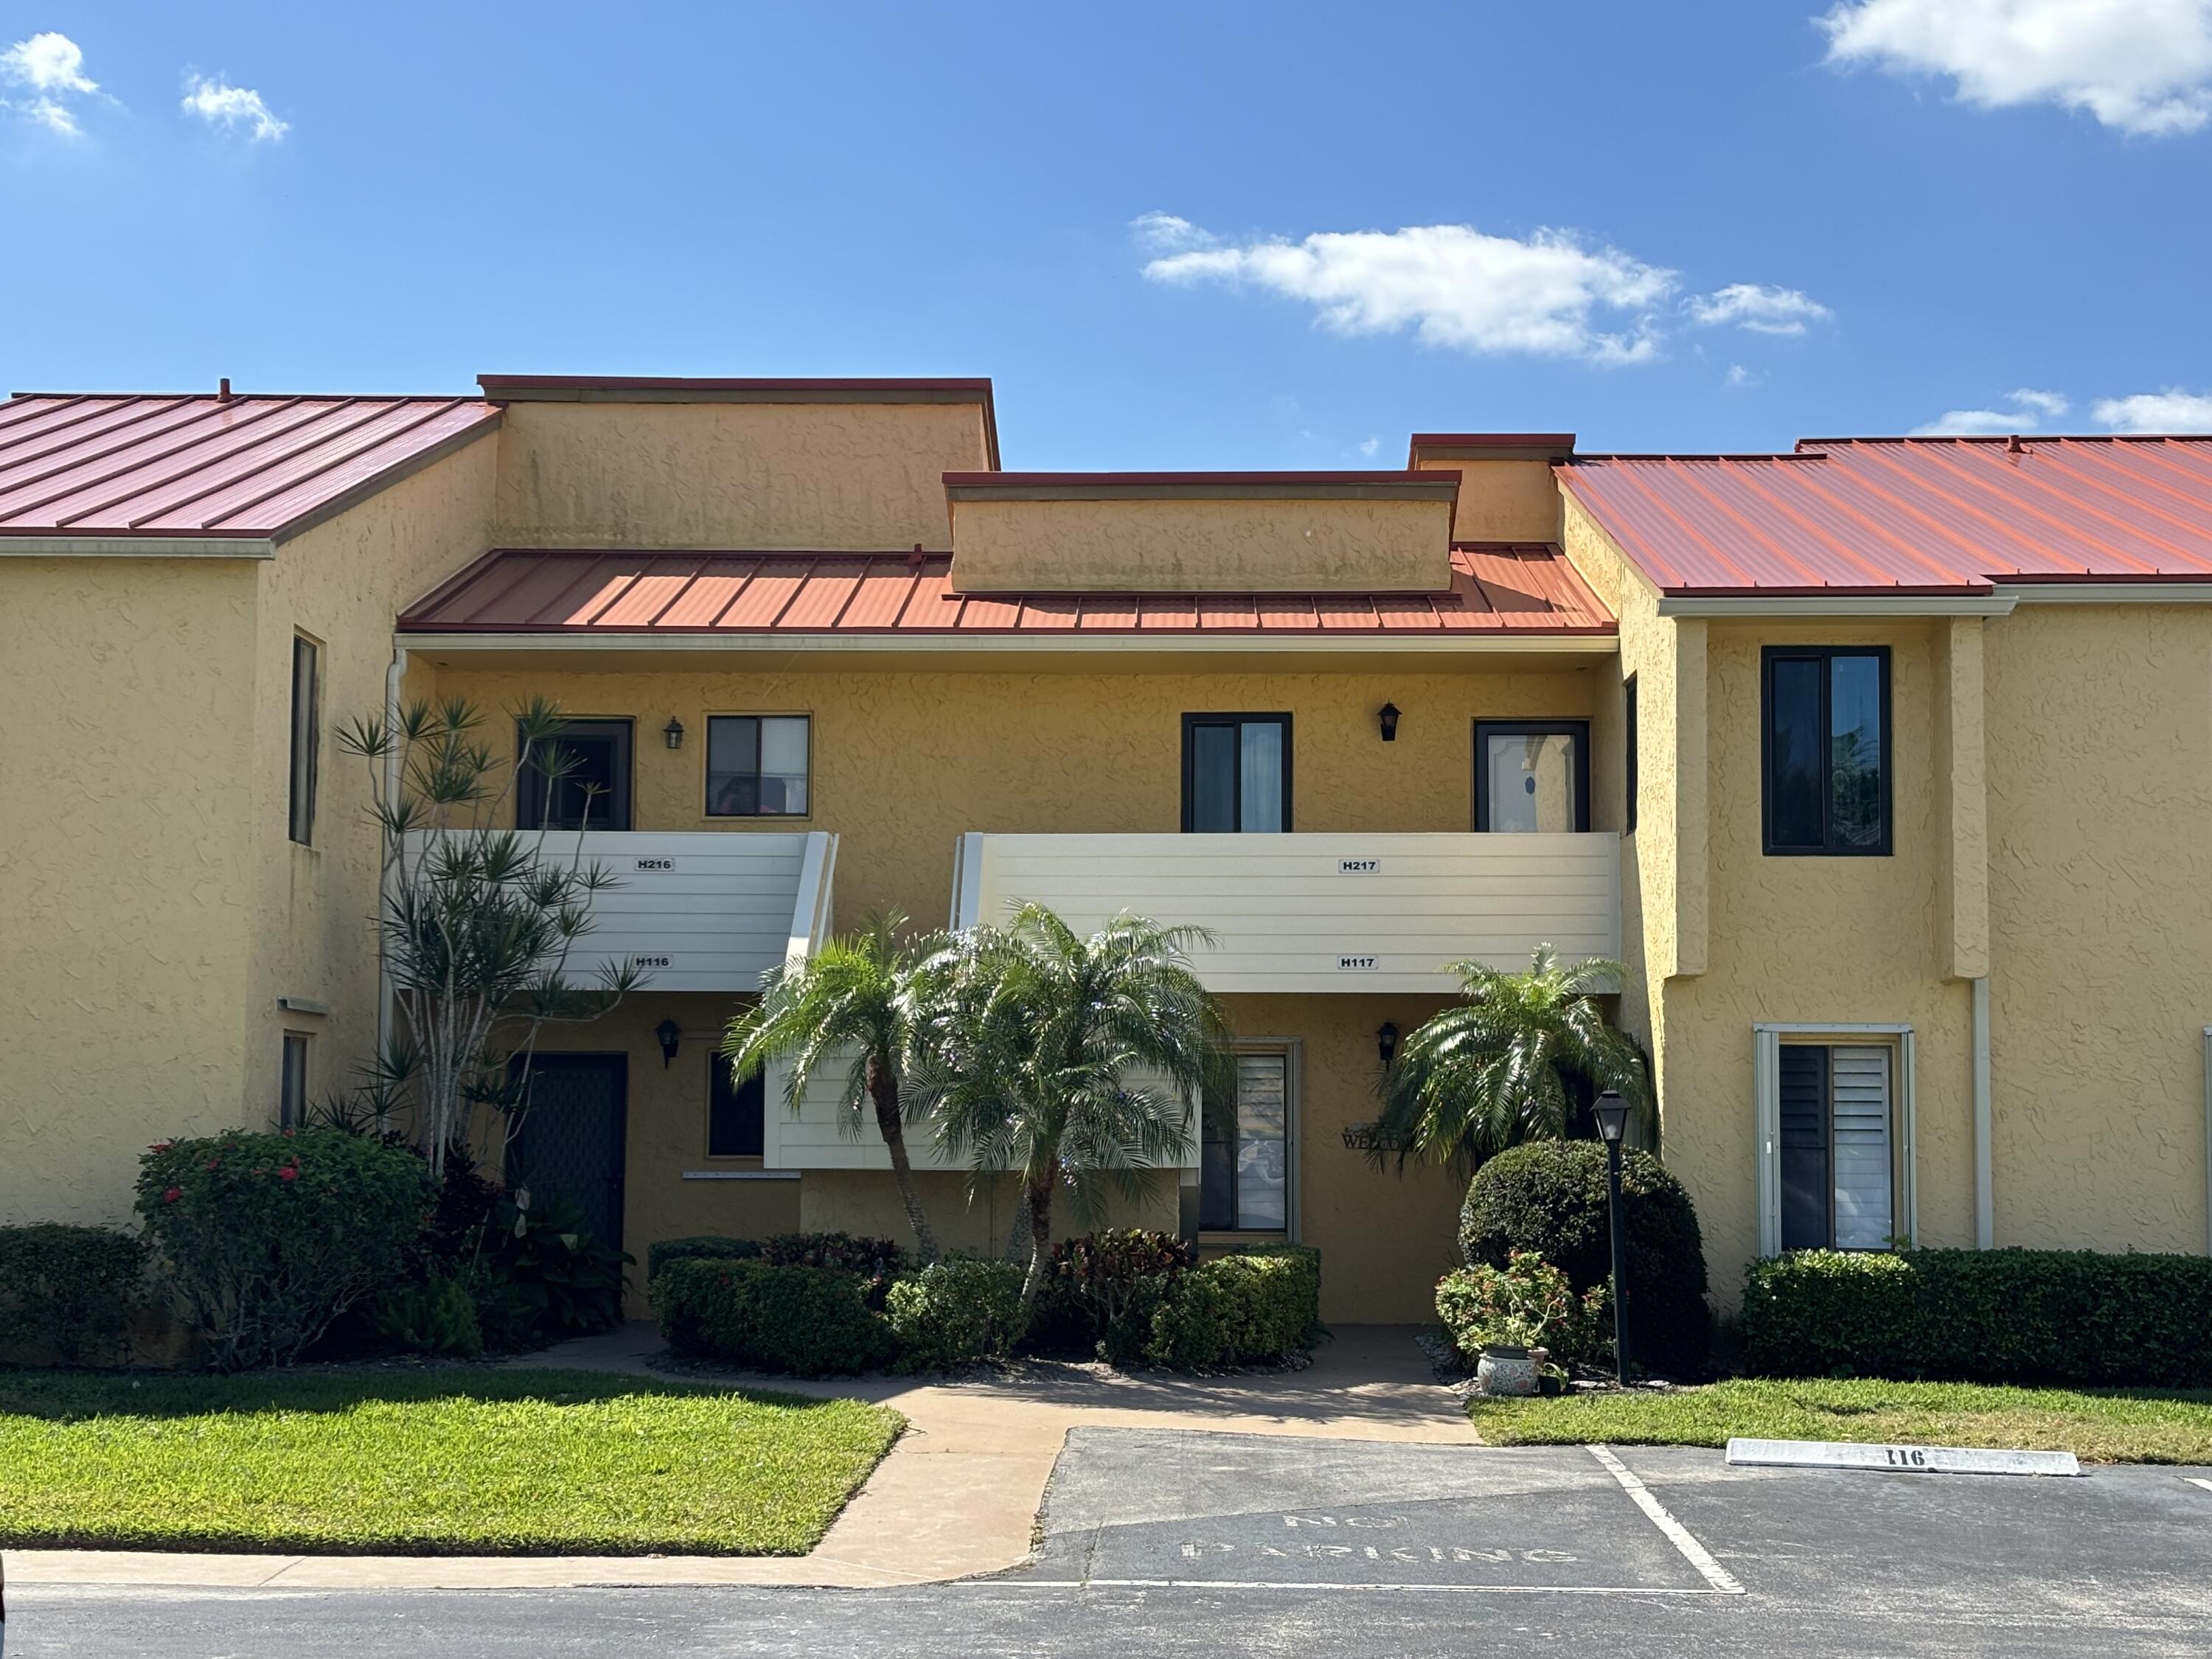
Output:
[
  {"xmin": 1199, "ymin": 1046, "xmax": 1293, "ymax": 1234},
  {"xmin": 1180, "ymin": 712, "xmax": 1294, "ymax": 833},
  {"xmin": 1473, "ymin": 719, "xmax": 1592, "ymax": 832},
  {"xmin": 288, "ymin": 634, "xmax": 320, "ymax": 846},
  {"xmin": 704, "ymin": 713, "xmax": 813, "ymax": 819},
  {"xmin": 1760, "ymin": 646, "xmax": 1893, "ymax": 857},
  {"xmin": 707, "ymin": 1050, "xmax": 766, "ymax": 1159},
  {"xmin": 517, "ymin": 717, "xmax": 634, "ymax": 832},
  {"xmin": 279, "ymin": 1031, "xmax": 310, "ymax": 1128},
  {"xmin": 1622, "ymin": 675, "xmax": 1639, "ymax": 836}
]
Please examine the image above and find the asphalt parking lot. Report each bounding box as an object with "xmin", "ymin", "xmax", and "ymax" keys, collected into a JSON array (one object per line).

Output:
[{"xmin": 13, "ymin": 1427, "xmax": 2212, "ymax": 1656}]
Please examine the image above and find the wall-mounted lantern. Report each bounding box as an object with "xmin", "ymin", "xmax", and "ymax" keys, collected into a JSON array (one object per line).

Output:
[
  {"xmin": 1377, "ymin": 703, "xmax": 1401, "ymax": 742},
  {"xmin": 663, "ymin": 717, "xmax": 686, "ymax": 751},
  {"xmin": 1377, "ymin": 1020, "xmax": 1399, "ymax": 1067},
  {"xmin": 655, "ymin": 1018, "xmax": 681, "ymax": 1068}
]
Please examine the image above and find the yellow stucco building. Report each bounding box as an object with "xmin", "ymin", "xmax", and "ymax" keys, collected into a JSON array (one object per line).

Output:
[{"xmin": 4, "ymin": 378, "xmax": 2208, "ymax": 1325}]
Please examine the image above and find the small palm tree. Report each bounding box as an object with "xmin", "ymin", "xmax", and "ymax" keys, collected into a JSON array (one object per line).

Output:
[
  {"xmin": 1374, "ymin": 945, "xmax": 1649, "ymax": 1169},
  {"xmin": 725, "ymin": 912, "xmax": 945, "ymax": 1262},
  {"xmin": 917, "ymin": 904, "xmax": 1228, "ymax": 1310}
]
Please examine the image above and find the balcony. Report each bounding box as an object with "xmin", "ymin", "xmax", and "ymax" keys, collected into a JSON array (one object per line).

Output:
[
  {"xmin": 947, "ymin": 830, "xmax": 1621, "ymax": 994},
  {"xmin": 401, "ymin": 829, "xmax": 838, "ymax": 993}
]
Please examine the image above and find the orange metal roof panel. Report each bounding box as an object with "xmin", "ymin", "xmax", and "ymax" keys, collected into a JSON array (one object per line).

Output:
[
  {"xmin": 0, "ymin": 393, "xmax": 500, "ymax": 539},
  {"xmin": 1565, "ymin": 436, "xmax": 2212, "ymax": 594}
]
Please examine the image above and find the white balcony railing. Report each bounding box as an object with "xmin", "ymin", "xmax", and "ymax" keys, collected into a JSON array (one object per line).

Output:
[
  {"xmin": 400, "ymin": 829, "xmax": 838, "ymax": 993},
  {"xmin": 948, "ymin": 831, "xmax": 1621, "ymax": 994}
]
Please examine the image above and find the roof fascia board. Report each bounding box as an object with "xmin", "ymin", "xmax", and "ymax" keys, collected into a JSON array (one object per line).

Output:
[
  {"xmin": 0, "ymin": 535, "xmax": 275, "ymax": 558},
  {"xmin": 479, "ymin": 378, "xmax": 992, "ymax": 407},
  {"xmin": 1656, "ymin": 594, "xmax": 2017, "ymax": 618},
  {"xmin": 945, "ymin": 476, "xmax": 1460, "ymax": 505},
  {"xmin": 394, "ymin": 629, "xmax": 1616, "ymax": 658},
  {"xmin": 1997, "ymin": 582, "xmax": 2212, "ymax": 605}
]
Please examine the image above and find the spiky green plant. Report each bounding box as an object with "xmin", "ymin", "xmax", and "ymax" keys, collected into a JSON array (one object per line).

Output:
[
  {"xmin": 915, "ymin": 904, "xmax": 1228, "ymax": 1310},
  {"xmin": 1374, "ymin": 945, "xmax": 1649, "ymax": 1169},
  {"xmin": 724, "ymin": 913, "xmax": 947, "ymax": 1262}
]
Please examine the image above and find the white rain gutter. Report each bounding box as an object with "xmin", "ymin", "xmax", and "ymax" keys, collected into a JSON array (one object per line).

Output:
[{"xmin": 1972, "ymin": 977, "xmax": 1992, "ymax": 1249}]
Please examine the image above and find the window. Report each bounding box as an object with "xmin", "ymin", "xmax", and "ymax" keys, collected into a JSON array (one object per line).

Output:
[
  {"xmin": 518, "ymin": 719, "xmax": 633, "ymax": 831},
  {"xmin": 1200, "ymin": 1051, "xmax": 1291, "ymax": 1231},
  {"xmin": 1778, "ymin": 1044, "xmax": 1895, "ymax": 1250},
  {"xmin": 708, "ymin": 1053, "xmax": 765, "ymax": 1158},
  {"xmin": 1622, "ymin": 675, "xmax": 1638, "ymax": 835},
  {"xmin": 706, "ymin": 715, "xmax": 810, "ymax": 817},
  {"xmin": 279, "ymin": 1032, "xmax": 310, "ymax": 1127},
  {"xmin": 1182, "ymin": 714, "xmax": 1290, "ymax": 832},
  {"xmin": 1474, "ymin": 720, "xmax": 1590, "ymax": 832},
  {"xmin": 288, "ymin": 635, "xmax": 320, "ymax": 845},
  {"xmin": 1762, "ymin": 647, "xmax": 1890, "ymax": 855}
]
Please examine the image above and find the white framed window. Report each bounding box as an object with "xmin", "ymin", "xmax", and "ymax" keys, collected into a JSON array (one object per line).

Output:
[
  {"xmin": 1200, "ymin": 1043, "xmax": 1299, "ymax": 1237},
  {"xmin": 280, "ymin": 1032, "xmax": 312, "ymax": 1127},
  {"xmin": 1753, "ymin": 1023, "xmax": 1916, "ymax": 1256}
]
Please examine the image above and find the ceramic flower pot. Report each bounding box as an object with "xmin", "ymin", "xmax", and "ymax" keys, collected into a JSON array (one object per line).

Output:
[{"xmin": 1475, "ymin": 1344, "xmax": 1540, "ymax": 1397}]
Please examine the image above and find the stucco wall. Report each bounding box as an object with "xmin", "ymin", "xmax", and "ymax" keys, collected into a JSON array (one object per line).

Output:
[
  {"xmin": 945, "ymin": 495, "xmax": 1456, "ymax": 593},
  {"xmin": 243, "ymin": 435, "xmax": 500, "ymax": 1124},
  {"xmin": 420, "ymin": 663, "xmax": 1601, "ymax": 933},
  {"xmin": 1983, "ymin": 603, "xmax": 2212, "ymax": 1254},
  {"xmin": 1411, "ymin": 457, "xmax": 1564, "ymax": 544},
  {"xmin": 492, "ymin": 402, "xmax": 990, "ymax": 552},
  {"xmin": 0, "ymin": 558, "xmax": 262, "ymax": 1226}
]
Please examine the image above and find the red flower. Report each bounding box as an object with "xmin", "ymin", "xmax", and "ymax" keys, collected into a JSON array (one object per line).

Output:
[
  {"xmin": 205, "ymin": 1158, "xmax": 221, "ymax": 1172},
  {"xmin": 282, "ymin": 1128, "xmax": 295, "ymax": 1138},
  {"xmin": 150, "ymin": 1141, "xmax": 173, "ymax": 1152},
  {"xmin": 162, "ymin": 1186, "xmax": 183, "ymax": 1203},
  {"xmin": 277, "ymin": 1167, "xmax": 299, "ymax": 1183}
]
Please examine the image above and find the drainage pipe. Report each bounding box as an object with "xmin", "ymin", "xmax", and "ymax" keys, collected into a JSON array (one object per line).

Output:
[{"xmin": 1972, "ymin": 975, "xmax": 1992, "ymax": 1250}]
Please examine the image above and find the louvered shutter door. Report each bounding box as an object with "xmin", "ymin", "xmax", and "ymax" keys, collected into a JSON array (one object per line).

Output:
[
  {"xmin": 1829, "ymin": 1046, "xmax": 1893, "ymax": 1248},
  {"xmin": 1777, "ymin": 1046, "xmax": 1831, "ymax": 1251}
]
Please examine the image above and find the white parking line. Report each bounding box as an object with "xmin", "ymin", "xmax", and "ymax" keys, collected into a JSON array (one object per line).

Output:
[
  {"xmin": 2186, "ymin": 1478, "xmax": 2212, "ymax": 1495},
  {"xmin": 965, "ymin": 1579, "xmax": 1736, "ymax": 1595},
  {"xmin": 1586, "ymin": 1444, "xmax": 1747, "ymax": 1596}
]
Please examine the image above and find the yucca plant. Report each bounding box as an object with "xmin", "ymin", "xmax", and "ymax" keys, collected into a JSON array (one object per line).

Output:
[
  {"xmin": 724, "ymin": 913, "xmax": 947, "ymax": 1262},
  {"xmin": 915, "ymin": 905, "xmax": 1227, "ymax": 1310},
  {"xmin": 1374, "ymin": 945, "xmax": 1649, "ymax": 1169}
]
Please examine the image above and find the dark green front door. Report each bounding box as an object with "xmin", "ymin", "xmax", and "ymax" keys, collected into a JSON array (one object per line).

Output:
[{"xmin": 507, "ymin": 1054, "xmax": 628, "ymax": 1253}]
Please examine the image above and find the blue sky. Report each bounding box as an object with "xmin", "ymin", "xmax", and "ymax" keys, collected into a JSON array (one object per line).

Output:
[{"xmin": 5, "ymin": 1, "xmax": 2211, "ymax": 464}]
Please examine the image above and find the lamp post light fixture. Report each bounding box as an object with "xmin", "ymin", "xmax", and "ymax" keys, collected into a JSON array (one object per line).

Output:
[
  {"xmin": 663, "ymin": 717, "xmax": 686, "ymax": 751},
  {"xmin": 1590, "ymin": 1088, "xmax": 1634, "ymax": 1386},
  {"xmin": 1377, "ymin": 1020, "xmax": 1399, "ymax": 1068},
  {"xmin": 1377, "ymin": 702, "xmax": 1401, "ymax": 742},
  {"xmin": 655, "ymin": 1018, "xmax": 681, "ymax": 1068}
]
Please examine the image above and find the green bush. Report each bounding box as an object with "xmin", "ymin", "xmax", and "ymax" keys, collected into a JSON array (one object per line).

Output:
[
  {"xmin": 136, "ymin": 1129, "xmax": 433, "ymax": 1371},
  {"xmin": 1144, "ymin": 1246, "xmax": 1322, "ymax": 1371},
  {"xmin": 480, "ymin": 1195, "xmax": 631, "ymax": 1345},
  {"xmin": 1436, "ymin": 1251, "xmax": 1610, "ymax": 1368},
  {"xmin": 1742, "ymin": 1248, "xmax": 2212, "ymax": 1386},
  {"xmin": 375, "ymin": 1270, "xmax": 484, "ymax": 1357},
  {"xmin": 1036, "ymin": 1229, "xmax": 1194, "ymax": 1363},
  {"xmin": 655, "ymin": 1257, "xmax": 899, "ymax": 1377},
  {"xmin": 648, "ymin": 1236, "xmax": 764, "ymax": 1284},
  {"xmin": 0, "ymin": 1224, "xmax": 147, "ymax": 1366},
  {"xmin": 1459, "ymin": 1141, "xmax": 1709, "ymax": 1375},
  {"xmin": 886, "ymin": 1258, "xmax": 1027, "ymax": 1371}
]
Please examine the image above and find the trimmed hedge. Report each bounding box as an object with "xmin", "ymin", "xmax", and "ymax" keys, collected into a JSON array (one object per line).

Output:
[
  {"xmin": 0, "ymin": 1224, "xmax": 147, "ymax": 1366},
  {"xmin": 1460, "ymin": 1141, "xmax": 1710, "ymax": 1375},
  {"xmin": 885, "ymin": 1258, "xmax": 1027, "ymax": 1371},
  {"xmin": 648, "ymin": 1236, "xmax": 762, "ymax": 1284},
  {"xmin": 655, "ymin": 1257, "xmax": 900, "ymax": 1377},
  {"xmin": 1144, "ymin": 1246, "xmax": 1322, "ymax": 1371},
  {"xmin": 1742, "ymin": 1248, "xmax": 2212, "ymax": 1386},
  {"xmin": 1032, "ymin": 1228, "xmax": 1195, "ymax": 1363}
]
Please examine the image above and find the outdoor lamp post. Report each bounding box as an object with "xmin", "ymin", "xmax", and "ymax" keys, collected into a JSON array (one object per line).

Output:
[{"xmin": 1590, "ymin": 1089, "xmax": 1633, "ymax": 1385}]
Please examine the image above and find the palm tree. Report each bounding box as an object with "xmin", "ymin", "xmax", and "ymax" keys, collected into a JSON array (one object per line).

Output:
[
  {"xmin": 724, "ymin": 911, "xmax": 945, "ymax": 1262},
  {"xmin": 1374, "ymin": 945, "xmax": 1649, "ymax": 1169},
  {"xmin": 917, "ymin": 904, "xmax": 1228, "ymax": 1310}
]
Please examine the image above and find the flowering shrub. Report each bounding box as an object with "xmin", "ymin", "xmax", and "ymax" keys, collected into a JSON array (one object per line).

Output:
[
  {"xmin": 1032, "ymin": 1228, "xmax": 1196, "ymax": 1362},
  {"xmin": 1434, "ymin": 1250, "xmax": 1610, "ymax": 1369},
  {"xmin": 136, "ymin": 1129, "xmax": 434, "ymax": 1371}
]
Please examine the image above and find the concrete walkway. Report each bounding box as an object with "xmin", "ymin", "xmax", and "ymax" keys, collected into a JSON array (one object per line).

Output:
[{"xmin": 8, "ymin": 1324, "xmax": 1477, "ymax": 1590}]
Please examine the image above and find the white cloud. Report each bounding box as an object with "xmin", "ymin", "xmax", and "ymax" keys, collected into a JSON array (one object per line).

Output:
[
  {"xmin": 1354, "ymin": 436, "xmax": 1381, "ymax": 458},
  {"xmin": 181, "ymin": 74, "xmax": 288, "ymax": 141},
  {"xmin": 1139, "ymin": 217, "xmax": 1681, "ymax": 365},
  {"xmin": 1686, "ymin": 283, "xmax": 1833, "ymax": 335},
  {"xmin": 1820, "ymin": 0, "xmax": 2212, "ymax": 136},
  {"xmin": 2093, "ymin": 387, "xmax": 2212, "ymax": 430},
  {"xmin": 1, "ymin": 30, "xmax": 100, "ymax": 136},
  {"xmin": 1909, "ymin": 386, "xmax": 2071, "ymax": 434},
  {"xmin": 1725, "ymin": 364, "xmax": 1762, "ymax": 389}
]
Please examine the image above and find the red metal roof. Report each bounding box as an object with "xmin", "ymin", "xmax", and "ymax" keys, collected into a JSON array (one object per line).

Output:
[
  {"xmin": 397, "ymin": 545, "xmax": 1614, "ymax": 637},
  {"xmin": 0, "ymin": 393, "xmax": 501, "ymax": 541},
  {"xmin": 1560, "ymin": 436, "xmax": 2212, "ymax": 595}
]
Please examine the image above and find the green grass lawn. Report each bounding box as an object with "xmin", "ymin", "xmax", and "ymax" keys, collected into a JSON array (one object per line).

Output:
[
  {"xmin": 1469, "ymin": 1377, "xmax": 2212, "ymax": 1464},
  {"xmin": 0, "ymin": 1367, "xmax": 904, "ymax": 1555}
]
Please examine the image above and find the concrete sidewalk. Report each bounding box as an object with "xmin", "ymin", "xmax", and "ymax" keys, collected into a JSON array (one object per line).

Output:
[{"xmin": 7, "ymin": 1324, "xmax": 1476, "ymax": 1590}]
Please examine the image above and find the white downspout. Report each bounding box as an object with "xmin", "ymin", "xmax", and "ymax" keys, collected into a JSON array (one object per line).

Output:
[
  {"xmin": 377, "ymin": 644, "xmax": 407, "ymax": 1065},
  {"xmin": 1972, "ymin": 976, "xmax": 1992, "ymax": 1250},
  {"xmin": 2203, "ymin": 1027, "xmax": 2212, "ymax": 1259}
]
